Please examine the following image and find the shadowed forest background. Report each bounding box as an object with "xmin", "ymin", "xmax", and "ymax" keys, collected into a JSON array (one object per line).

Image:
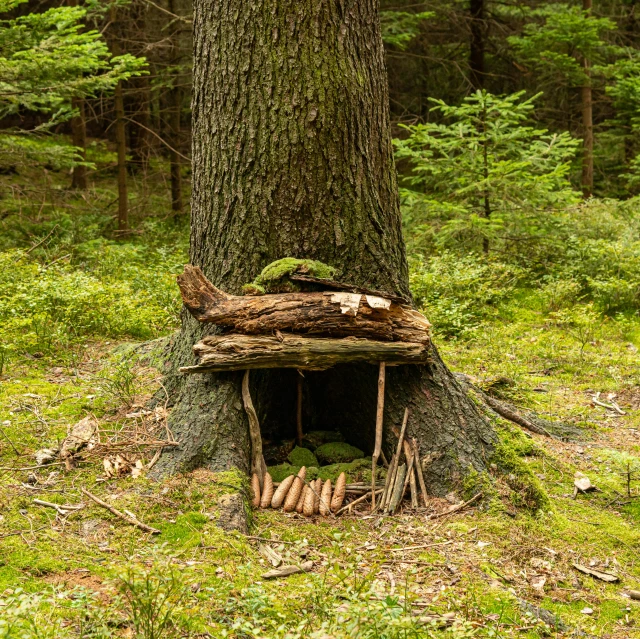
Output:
[{"xmin": 3, "ymin": 1, "xmax": 640, "ymax": 637}]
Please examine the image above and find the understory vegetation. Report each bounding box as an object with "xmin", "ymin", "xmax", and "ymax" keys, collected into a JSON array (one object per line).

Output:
[
  {"xmin": 3, "ymin": 0, "xmax": 640, "ymax": 636},
  {"xmin": 1, "ymin": 151, "xmax": 640, "ymax": 638}
]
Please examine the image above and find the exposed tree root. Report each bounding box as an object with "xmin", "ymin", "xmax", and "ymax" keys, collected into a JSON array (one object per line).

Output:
[{"xmin": 455, "ymin": 374, "xmax": 584, "ymax": 441}]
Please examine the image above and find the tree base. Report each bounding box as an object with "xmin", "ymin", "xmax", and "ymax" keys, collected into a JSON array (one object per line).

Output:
[{"xmin": 152, "ymin": 323, "xmax": 496, "ymax": 497}]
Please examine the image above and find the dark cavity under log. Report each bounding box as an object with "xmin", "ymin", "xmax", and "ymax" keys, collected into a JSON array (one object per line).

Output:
[
  {"xmin": 180, "ymin": 334, "xmax": 430, "ymax": 373},
  {"xmin": 177, "ymin": 265, "xmax": 431, "ymax": 344}
]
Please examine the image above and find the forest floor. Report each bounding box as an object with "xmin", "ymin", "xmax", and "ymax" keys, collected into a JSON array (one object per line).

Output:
[
  {"xmin": 1, "ymin": 300, "xmax": 640, "ymax": 638},
  {"xmin": 2, "ymin": 164, "xmax": 640, "ymax": 638}
]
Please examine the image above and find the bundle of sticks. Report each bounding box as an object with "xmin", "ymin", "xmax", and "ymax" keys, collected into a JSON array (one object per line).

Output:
[{"xmin": 373, "ymin": 407, "xmax": 429, "ymax": 514}]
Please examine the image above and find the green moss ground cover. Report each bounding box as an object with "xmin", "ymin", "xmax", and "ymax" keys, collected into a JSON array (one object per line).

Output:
[{"xmin": 2, "ymin": 166, "xmax": 640, "ymax": 637}]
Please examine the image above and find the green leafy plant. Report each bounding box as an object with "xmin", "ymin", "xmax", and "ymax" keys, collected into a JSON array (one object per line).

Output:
[
  {"xmin": 380, "ymin": 11, "xmax": 432, "ymax": 50},
  {"xmin": 0, "ymin": 0, "xmax": 146, "ymax": 169},
  {"xmin": 395, "ymin": 90, "xmax": 579, "ymax": 254},
  {"xmin": 112, "ymin": 557, "xmax": 190, "ymax": 639},
  {"xmin": 508, "ymin": 4, "xmax": 617, "ymax": 87}
]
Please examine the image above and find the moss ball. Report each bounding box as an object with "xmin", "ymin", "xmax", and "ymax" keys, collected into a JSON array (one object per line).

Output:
[
  {"xmin": 287, "ymin": 446, "xmax": 318, "ymax": 468},
  {"xmin": 301, "ymin": 430, "xmax": 345, "ymax": 451},
  {"xmin": 315, "ymin": 442, "xmax": 365, "ymax": 465}
]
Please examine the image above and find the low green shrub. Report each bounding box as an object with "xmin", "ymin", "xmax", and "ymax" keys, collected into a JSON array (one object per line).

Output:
[{"xmin": 409, "ymin": 252, "xmax": 522, "ymax": 338}]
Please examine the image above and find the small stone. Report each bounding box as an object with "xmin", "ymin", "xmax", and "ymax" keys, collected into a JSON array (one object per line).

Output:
[{"xmin": 581, "ymin": 607, "xmax": 593, "ymax": 615}]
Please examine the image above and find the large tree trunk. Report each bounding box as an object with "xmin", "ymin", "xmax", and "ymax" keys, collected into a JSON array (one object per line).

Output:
[{"xmin": 154, "ymin": 0, "xmax": 495, "ymax": 494}]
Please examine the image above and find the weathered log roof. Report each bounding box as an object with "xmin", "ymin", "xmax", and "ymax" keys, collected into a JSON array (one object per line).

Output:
[
  {"xmin": 177, "ymin": 265, "xmax": 431, "ymax": 344},
  {"xmin": 180, "ymin": 334, "xmax": 430, "ymax": 373}
]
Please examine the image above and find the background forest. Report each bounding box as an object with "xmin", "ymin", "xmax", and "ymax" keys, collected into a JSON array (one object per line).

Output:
[
  {"xmin": 2, "ymin": 0, "xmax": 640, "ymax": 361},
  {"xmin": 3, "ymin": 1, "xmax": 640, "ymax": 638}
]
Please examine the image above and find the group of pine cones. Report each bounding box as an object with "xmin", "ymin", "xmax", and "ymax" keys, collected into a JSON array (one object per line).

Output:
[{"xmin": 251, "ymin": 467, "xmax": 346, "ymax": 516}]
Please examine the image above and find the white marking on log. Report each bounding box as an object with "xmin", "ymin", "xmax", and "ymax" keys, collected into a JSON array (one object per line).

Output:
[
  {"xmin": 329, "ymin": 292, "xmax": 362, "ymax": 316},
  {"xmin": 365, "ymin": 295, "xmax": 391, "ymax": 310}
]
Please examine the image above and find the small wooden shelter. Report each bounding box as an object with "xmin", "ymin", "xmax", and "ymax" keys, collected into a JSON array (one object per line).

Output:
[{"xmin": 177, "ymin": 264, "xmax": 432, "ymax": 512}]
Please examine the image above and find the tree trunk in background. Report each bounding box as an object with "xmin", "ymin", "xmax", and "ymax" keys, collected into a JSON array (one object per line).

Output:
[
  {"xmin": 581, "ymin": 0, "xmax": 593, "ymax": 197},
  {"xmin": 114, "ymin": 80, "xmax": 129, "ymax": 231},
  {"xmin": 169, "ymin": 83, "xmax": 183, "ymax": 216},
  {"xmin": 469, "ymin": 0, "xmax": 485, "ymax": 90},
  {"xmin": 128, "ymin": 76, "xmax": 151, "ymax": 173},
  {"xmin": 155, "ymin": 0, "xmax": 496, "ymax": 494},
  {"xmin": 110, "ymin": 7, "xmax": 129, "ymax": 232},
  {"xmin": 71, "ymin": 98, "xmax": 88, "ymax": 189},
  {"xmin": 168, "ymin": 0, "xmax": 183, "ymax": 216}
]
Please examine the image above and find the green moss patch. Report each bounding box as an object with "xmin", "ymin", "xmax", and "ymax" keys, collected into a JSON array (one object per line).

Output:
[
  {"xmin": 287, "ymin": 446, "xmax": 318, "ymax": 467},
  {"xmin": 242, "ymin": 258, "xmax": 337, "ymax": 294},
  {"xmin": 315, "ymin": 442, "xmax": 364, "ymax": 465},
  {"xmin": 301, "ymin": 430, "xmax": 345, "ymax": 451}
]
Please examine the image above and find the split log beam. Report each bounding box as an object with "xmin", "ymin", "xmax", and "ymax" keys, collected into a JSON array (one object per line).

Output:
[
  {"xmin": 177, "ymin": 265, "xmax": 430, "ymax": 344},
  {"xmin": 180, "ymin": 334, "xmax": 430, "ymax": 373}
]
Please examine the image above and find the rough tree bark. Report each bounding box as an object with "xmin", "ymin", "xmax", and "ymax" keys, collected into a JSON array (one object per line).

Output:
[
  {"xmin": 70, "ymin": 98, "xmax": 88, "ymax": 190},
  {"xmin": 469, "ymin": 0, "xmax": 485, "ymax": 90},
  {"xmin": 110, "ymin": 7, "xmax": 128, "ymax": 232},
  {"xmin": 154, "ymin": 0, "xmax": 496, "ymax": 492}
]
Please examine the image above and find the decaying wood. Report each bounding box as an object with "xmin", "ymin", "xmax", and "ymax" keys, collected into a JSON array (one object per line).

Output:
[
  {"xmin": 259, "ymin": 544, "xmax": 283, "ymax": 567},
  {"xmin": 250, "ymin": 473, "xmax": 261, "ymax": 508},
  {"xmin": 288, "ymin": 274, "xmax": 410, "ymax": 305},
  {"xmin": 336, "ymin": 488, "xmax": 384, "ymax": 515},
  {"xmin": 33, "ymin": 499, "xmax": 83, "ymax": 516},
  {"xmin": 177, "ymin": 265, "xmax": 430, "ymax": 343},
  {"xmin": 181, "ymin": 334, "xmax": 430, "ymax": 373},
  {"xmin": 261, "ymin": 561, "xmax": 314, "ymax": 579},
  {"xmin": 81, "ymin": 488, "xmax": 160, "ymax": 534},
  {"xmin": 242, "ymin": 370, "xmax": 267, "ymax": 485},
  {"xmin": 572, "ymin": 563, "xmax": 619, "ymax": 583},
  {"xmin": 429, "ymin": 492, "xmax": 483, "ymax": 519},
  {"xmin": 371, "ymin": 362, "xmax": 385, "ymax": 512},
  {"xmin": 60, "ymin": 416, "xmax": 97, "ymax": 470},
  {"xmin": 387, "ymin": 463, "xmax": 407, "ymax": 514},
  {"xmin": 411, "ymin": 438, "xmax": 429, "ymax": 507},
  {"xmin": 379, "ymin": 407, "xmax": 409, "ymax": 511}
]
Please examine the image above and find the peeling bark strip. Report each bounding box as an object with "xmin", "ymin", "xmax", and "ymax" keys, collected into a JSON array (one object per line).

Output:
[
  {"xmin": 177, "ymin": 266, "xmax": 430, "ymax": 343},
  {"xmin": 180, "ymin": 334, "xmax": 429, "ymax": 373}
]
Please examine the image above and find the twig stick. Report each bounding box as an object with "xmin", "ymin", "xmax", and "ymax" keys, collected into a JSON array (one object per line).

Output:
[
  {"xmin": 336, "ymin": 489, "xmax": 384, "ymax": 515},
  {"xmin": 411, "ymin": 438, "xmax": 429, "ymax": 507},
  {"xmin": 242, "ymin": 370, "xmax": 267, "ymax": 487},
  {"xmin": 371, "ymin": 362, "xmax": 386, "ymax": 511},
  {"xmin": 381, "ymin": 407, "xmax": 409, "ymax": 511},
  {"xmin": 378, "ymin": 452, "xmax": 396, "ymax": 512},
  {"xmin": 81, "ymin": 488, "xmax": 160, "ymax": 534},
  {"xmin": 388, "ymin": 463, "xmax": 407, "ymax": 514},
  {"xmin": 429, "ymin": 492, "xmax": 482, "ymax": 519},
  {"xmin": 296, "ymin": 371, "xmax": 304, "ymax": 447},
  {"xmin": 33, "ymin": 499, "xmax": 83, "ymax": 516}
]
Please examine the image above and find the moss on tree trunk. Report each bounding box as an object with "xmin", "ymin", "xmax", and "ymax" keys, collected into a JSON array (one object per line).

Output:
[{"xmin": 154, "ymin": 0, "xmax": 496, "ymax": 494}]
